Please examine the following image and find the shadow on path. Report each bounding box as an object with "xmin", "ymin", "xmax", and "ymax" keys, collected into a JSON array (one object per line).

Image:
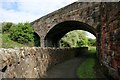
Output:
[{"xmin": 45, "ymin": 57, "xmax": 87, "ymax": 78}]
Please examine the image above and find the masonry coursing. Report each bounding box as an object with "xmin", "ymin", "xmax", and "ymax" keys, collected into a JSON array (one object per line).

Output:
[
  {"xmin": 98, "ymin": 2, "xmax": 120, "ymax": 79},
  {"xmin": 0, "ymin": 2, "xmax": 120, "ymax": 79},
  {"xmin": 32, "ymin": 2, "xmax": 100, "ymax": 47},
  {"xmin": 32, "ymin": 2, "xmax": 120, "ymax": 79},
  {"xmin": 0, "ymin": 47, "xmax": 86, "ymax": 79}
]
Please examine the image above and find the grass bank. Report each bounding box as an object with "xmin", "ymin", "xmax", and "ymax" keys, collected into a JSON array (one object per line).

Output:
[
  {"xmin": 77, "ymin": 46, "xmax": 97, "ymax": 78},
  {"xmin": 2, "ymin": 33, "xmax": 26, "ymax": 48}
]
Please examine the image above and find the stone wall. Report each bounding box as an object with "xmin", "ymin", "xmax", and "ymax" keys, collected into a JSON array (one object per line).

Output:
[
  {"xmin": 98, "ymin": 2, "xmax": 120, "ymax": 79},
  {"xmin": 0, "ymin": 47, "xmax": 87, "ymax": 79}
]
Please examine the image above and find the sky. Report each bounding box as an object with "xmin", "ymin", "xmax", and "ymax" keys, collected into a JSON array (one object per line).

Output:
[
  {"xmin": 0, "ymin": 0, "xmax": 95, "ymax": 39},
  {"xmin": 0, "ymin": 0, "xmax": 77, "ymax": 23}
]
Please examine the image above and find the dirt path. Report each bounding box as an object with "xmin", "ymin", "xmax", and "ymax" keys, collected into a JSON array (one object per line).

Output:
[{"xmin": 45, "ymin": 57, "xmax": 87, "ymax": 78}]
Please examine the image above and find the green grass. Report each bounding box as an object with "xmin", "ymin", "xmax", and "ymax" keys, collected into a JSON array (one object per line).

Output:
[
  {"xmin": 88, "ymin": 46, "xmax": 96, "ymax": 53},
  {"xmin": 0, "ymin": 34, "xmax": 2, "ymax": 48},
  {"xmin": 2, "ymin": 33, "xmax": 26, "ymax": 48},
  {"xmin": 77, "ymin": 58, "xmax": 96, "ymax": 78},
  {"xmin": 77, "ymin": 46, "xmax": 97, "ymax": 79}
]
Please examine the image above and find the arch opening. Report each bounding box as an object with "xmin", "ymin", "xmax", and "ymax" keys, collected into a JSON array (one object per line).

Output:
[
  {"xmin": 44, "ymin": 20, "xmax": 96, "ymax": 47},
  {"xmin": 44, "ymin": 20, "xmax": 98, "ymax": 77},
  {"xmin": 59, "ymin": 30, "xmax": 96, "ymax": 48},
  {"xmin": 33, "ymin": 32, "xmax": 40, "ymax": 47}
]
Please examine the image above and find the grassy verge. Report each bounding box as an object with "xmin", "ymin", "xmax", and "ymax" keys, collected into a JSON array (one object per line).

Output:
[
  {"xmin": 88, "ymin": 46, "xmax": 96, "ymax": 53},
  {"xmin": 77, "ymin": 46, "xmax": 97, "ymax": 79},
  {"xmin": 0, "ymin": 34, "xmax": 2, "ymax": 48},
  {"xmin": 77, "ymin": 58, "xmax": 96, "ymax": 78},
  {"xmin": 2, "ymin": 33, "xmax": 26, "ymax": 48}
]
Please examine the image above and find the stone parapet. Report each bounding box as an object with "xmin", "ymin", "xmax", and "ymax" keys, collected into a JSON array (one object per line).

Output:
[{"xmin": 0, "ymin": 47, "xmax": 86, "ymax": 79}]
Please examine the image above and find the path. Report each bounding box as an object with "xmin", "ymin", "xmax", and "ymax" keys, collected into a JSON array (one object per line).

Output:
[{"xmin": 45, "ymin": 56, "xmax": 87, "ymax": 78}]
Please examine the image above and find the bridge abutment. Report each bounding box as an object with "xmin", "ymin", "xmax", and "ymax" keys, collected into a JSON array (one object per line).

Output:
[{"xmin": 98, "ymin": 2, "xmax": 120, "ymax": 79}]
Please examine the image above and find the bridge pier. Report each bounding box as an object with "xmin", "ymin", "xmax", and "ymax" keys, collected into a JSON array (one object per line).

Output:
[{"xmin": 40, "ymin": 37, "xmax": 45, "ymax": 47}]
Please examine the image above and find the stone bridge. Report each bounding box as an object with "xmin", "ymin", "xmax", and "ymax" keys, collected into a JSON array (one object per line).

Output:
[
  {"xmin": 31, "ymin": 2, "xmax": 100, "ymax": 47},
  {"xmin": 0, "ymin": 2, "xmax": 120, "ymax": 79},
  {"xmin": 31, "ymin": 2, "xmax": 120, "ymax": 79}
]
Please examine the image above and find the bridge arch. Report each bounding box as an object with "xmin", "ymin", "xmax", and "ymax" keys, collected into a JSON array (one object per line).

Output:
[{"xmin": 44, "ymin": 20, "xmax": 96, "ymax": 47}]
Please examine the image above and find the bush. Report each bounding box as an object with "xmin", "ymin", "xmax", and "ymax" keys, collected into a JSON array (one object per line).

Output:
[
  {"xmin": 60, "ymin": 30, "xmax": 88, "ymax": 47},
  {"xmin": 88, "ymin": 38, "xmax": 96, "ymax": 46},
  {"xmin": 9, "ymin": 22, "xmax": 34, "ymax": 44},
  {"xmin": 2, "ymin": 22, "xmax": 14, "ymax": 33}
]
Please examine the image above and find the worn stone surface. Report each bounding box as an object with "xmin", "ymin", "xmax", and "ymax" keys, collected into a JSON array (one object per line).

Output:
[
  {"xmin": 98, "ymin": 2, "xmax": 120, "ymax": 79},
  {"xmin": 0, "ymin": 47, "xmax": 86, "ymax": 79}
]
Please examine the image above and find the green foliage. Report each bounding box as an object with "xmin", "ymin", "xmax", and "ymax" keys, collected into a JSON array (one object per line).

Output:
[
  {"xmin": 0, "ymin": 24, "xmax": 2, "ymax": 33},
  {"xmin": 88, "ymin": 38, "xmax": 96, "ymax": 46},
  {"xmin": 1, "ymin": 22, "xmax": 40, "ymax": 48},
  {"xmin": 0, "ymin": 36, "xmax": 1, "ymax": 47},
  {"xmin": 77, "ymin": 46, "xmax": 97, "ymax": 78},
  {"xmin": 88, "ymin": 46, "xmax": 96, "ymax": 53},
  {"xmin": 2, "ymin": 22, "xmax": 15, "ymax": 33},
  {"xmin": 9, "ymin": 22, "xmax": 34, "ymax": 45},
  {"xmin": 77, "ymin": 58, "xmax": 96, "ymax": 78},
  {"xmin": 60, "ymin": 30, "xmax": 88, "ymax": 47},
  {"xmin": 2, "ymin": 33, "xmax": 26, "ymax": 48}
]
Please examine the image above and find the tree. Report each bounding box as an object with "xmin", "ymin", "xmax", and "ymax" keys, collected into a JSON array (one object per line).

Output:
[
  {"xmin": 88, "ymin": 38, "xmax": 96, "ymax": 46},
  {"xmin": 2, "ymin": 22, "xmax": 15, "ymax": 33},
  {"xmin": 60, "ymin": 30, "xmax": 88, "ymax": 48},
  {"xmin": 9, "ymin": 22, "xmax": 34, "ymax": 45}
]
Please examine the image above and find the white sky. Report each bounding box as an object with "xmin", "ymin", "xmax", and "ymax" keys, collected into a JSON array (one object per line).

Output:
[
  {"xmin": 0, "ymin": 0, "xmax": 96, "ymax": 39},
  {"xmin": 86, "ymin": 32, "xmax": 96, "ymax": 39},
  {"xmin": 0, "ymin": 0, "xmax": 77, "ymax": 23}
]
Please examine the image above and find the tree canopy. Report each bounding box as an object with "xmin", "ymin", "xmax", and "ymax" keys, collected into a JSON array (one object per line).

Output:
[
  {"xmin": 2, "ymin": 22, "xmax": 40, "ymax": 48},
  {"xmin": 88, "ymin": 38, "xmax": 96, "ymax": 46},
  {"xmin": 9, "ymin": 22, "xmax": 34, "ymax": 45},
  {"xmin": 2, "ymin": 22, "xmax": 15, "ymax": 33},
  {"xmin": 60, "ymin": 30, "xmax": 88, "ymax": 47}
]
